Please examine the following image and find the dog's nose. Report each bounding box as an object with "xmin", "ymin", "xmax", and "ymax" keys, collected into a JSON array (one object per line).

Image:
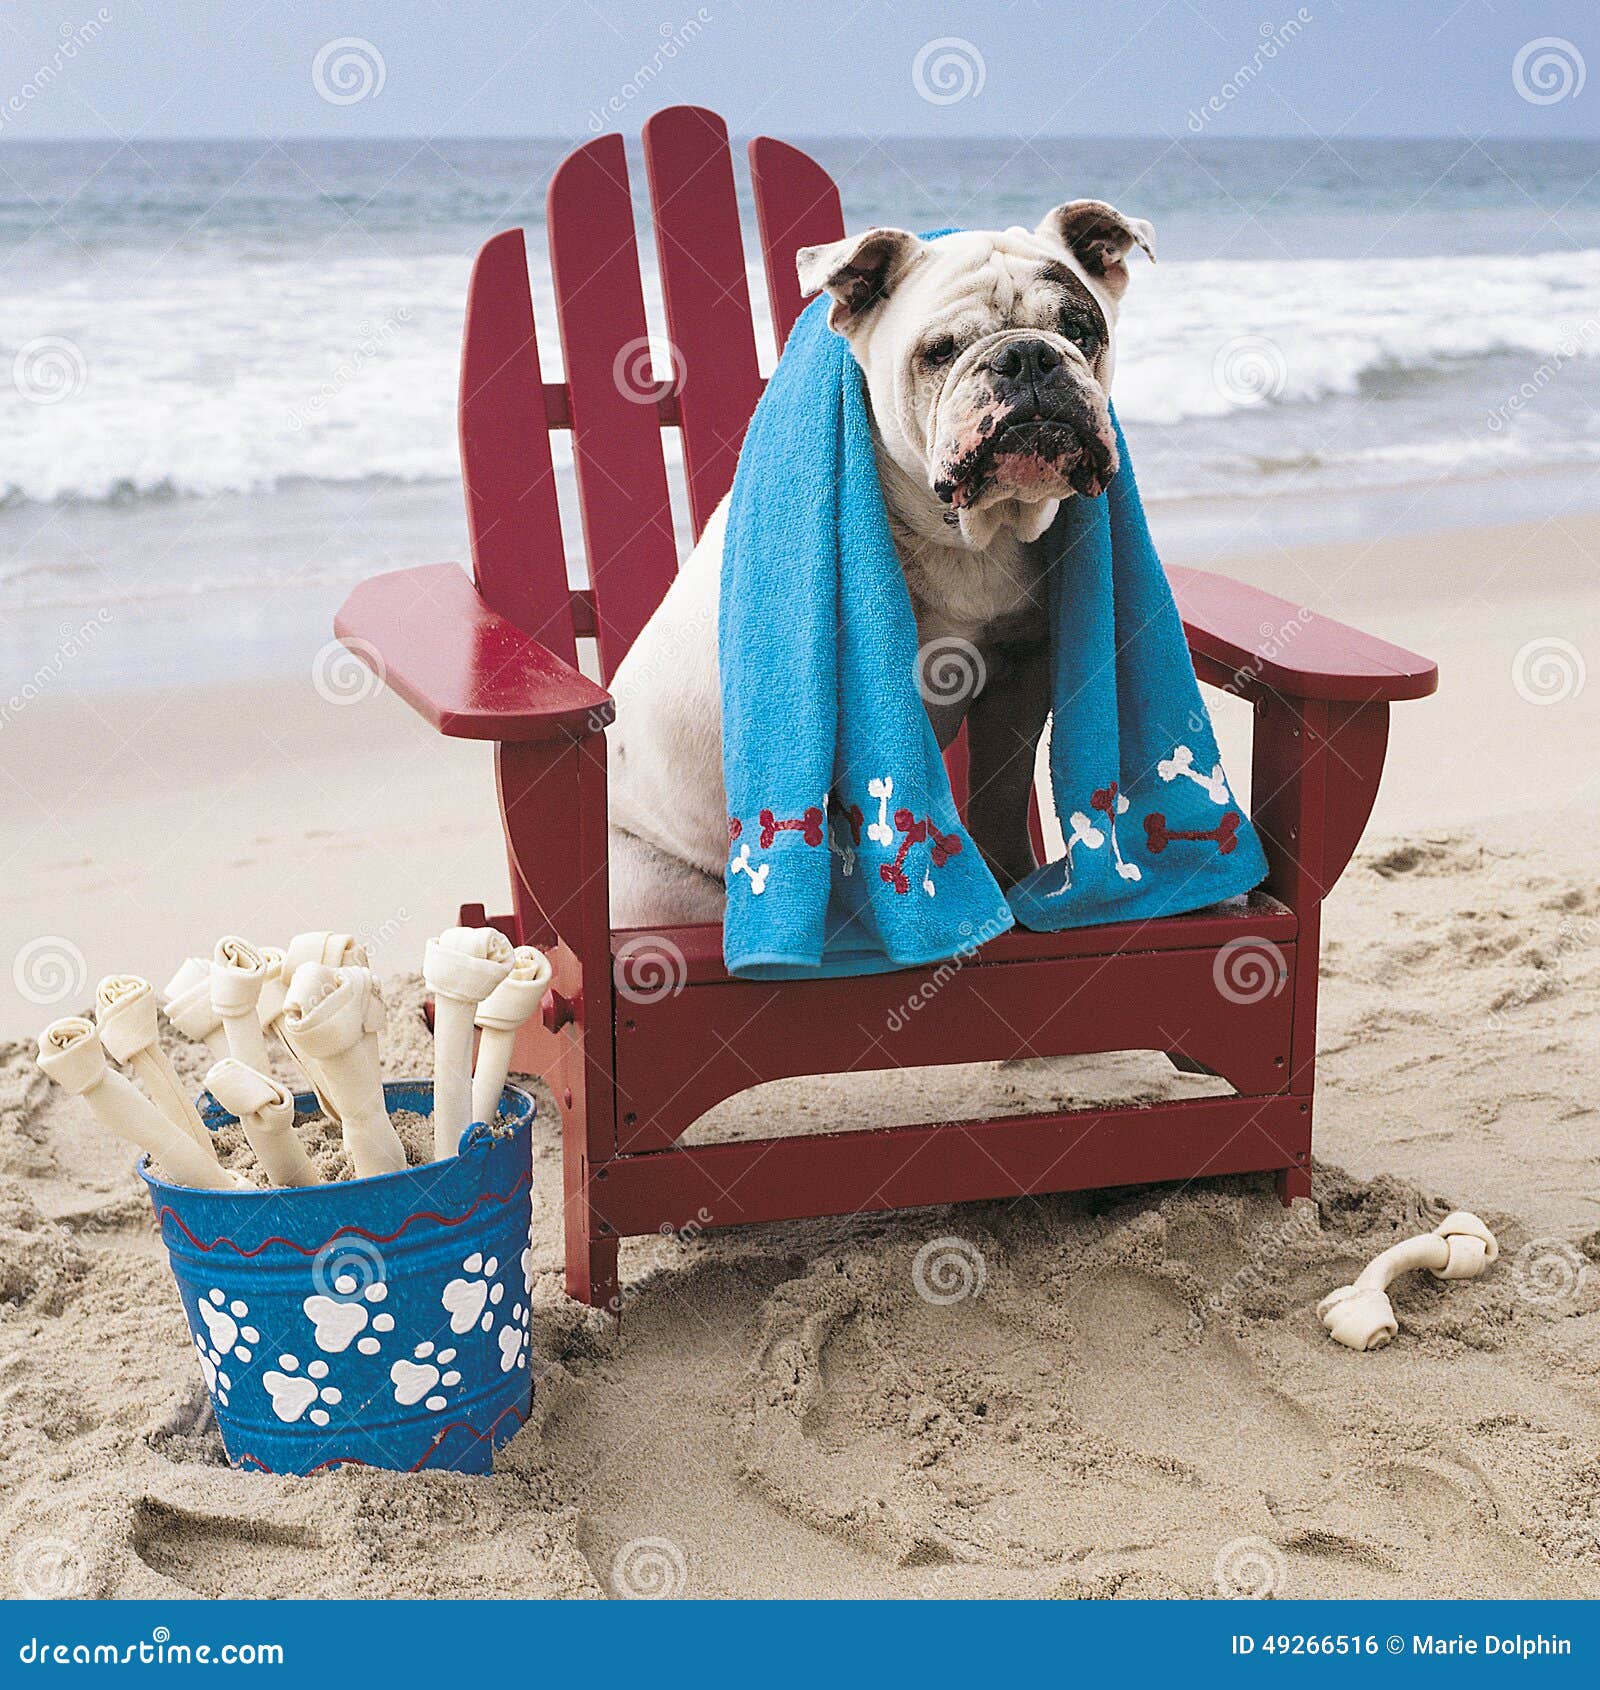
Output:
[{"xmin": 990, "ymin": 338, "xmax": 1063, "ymax": 385}]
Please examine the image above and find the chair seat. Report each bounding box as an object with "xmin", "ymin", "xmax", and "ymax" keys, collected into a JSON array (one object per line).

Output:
[{"xmin": 612, "ymin": 888, "xmax": 1295, "ymax": 987}]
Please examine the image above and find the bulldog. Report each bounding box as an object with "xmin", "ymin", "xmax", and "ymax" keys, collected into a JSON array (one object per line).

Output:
[{"xmin": 607, "ymin": 201, "xmax": 1155, "ymax": 927}]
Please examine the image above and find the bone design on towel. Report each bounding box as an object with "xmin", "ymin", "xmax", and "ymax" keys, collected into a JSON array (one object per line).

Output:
[{"xmin": 719, "ymin": 285, "xmax": 1267, "ymax": 980}]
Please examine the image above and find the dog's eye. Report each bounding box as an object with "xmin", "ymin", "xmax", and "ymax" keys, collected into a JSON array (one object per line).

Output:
[
  {"xmin": 921, "ymin": 336, "xmax": 957, "ymax": 369},
  {"xmin": 1064, "ymin": 322, "xmax": 1100, "ymax": 355}
]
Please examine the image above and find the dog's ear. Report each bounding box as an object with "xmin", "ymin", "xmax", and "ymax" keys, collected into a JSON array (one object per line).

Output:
[
  {"xmin": 796, "ymin": 228, "xmax": 922, "ymax": 332},
  {"xmin": 1036, "ymin": 201, "xmax": 1155, "ymax": 300}
]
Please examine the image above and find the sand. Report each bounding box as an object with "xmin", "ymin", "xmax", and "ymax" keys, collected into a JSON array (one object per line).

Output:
[{"xmin": 1, "ymin": 515, "xmax": 1597, "ymax": 1600}]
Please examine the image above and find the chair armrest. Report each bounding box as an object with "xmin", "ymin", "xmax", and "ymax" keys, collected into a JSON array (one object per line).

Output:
[
  {"xmin": 1168, "ymin": 565, "xmax": 1437, "ymax": 705},
  {"xmin": 334, "ymin": 563, "xmax": 614, "ymax": 742}
]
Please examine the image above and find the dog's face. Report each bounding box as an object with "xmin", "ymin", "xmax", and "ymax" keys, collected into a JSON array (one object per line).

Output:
[{"xmin": 797, "ymin": 204, "xmax": 1153, "ymax": 547}]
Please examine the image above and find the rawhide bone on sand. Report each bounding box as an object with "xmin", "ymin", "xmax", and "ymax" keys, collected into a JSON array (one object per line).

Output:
[
  {"xmin": 37, "ymin": 1017, "xmax": 239, "ymax": 1191},
  {"xmin": 211, "ymin": 936, "xmax": 275, "ymax": 1071},
  {"xmin": 93, "ymin": 974, "xmax": 210, "ymax": 1149},
  {"xmin": 1318, "ymin": 1210, "xmax": 1498, "ymax": 1351},
  {"xmin": 424, "ymin": 927, "xmax": 513, "ymax": 1159},
  {"xmin": 254, "ymin": 944, "xmax": 314, "ymax": 1088},
  {"xmin": 471, "ymin": 945, "xmax": 552, "ymax": 1128},
  {"xmin": 275, "ymin": 932, "xmax": 370, "ymax": 1123},
  {"xmin": 205, "ymin": 1058, "xmax": 322, "ymax": 1187},
  {"xmin": 281, "ymin": 964, "xmax": 406, "ymax": 1179},
  {"xmin": 162, "ymin": 957, "xmax": 228, "ymax": 1060}
]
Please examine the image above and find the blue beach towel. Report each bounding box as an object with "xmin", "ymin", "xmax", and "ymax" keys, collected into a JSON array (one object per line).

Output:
[{"xmin": 720, "ymin": 290, "xmax": 1267, "ymax": 980}]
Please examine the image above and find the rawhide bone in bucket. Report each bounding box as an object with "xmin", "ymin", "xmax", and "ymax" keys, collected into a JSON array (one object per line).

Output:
[{"xmin": 143, "ymin": 1080, "xmax": 535, "ymax": 1475}]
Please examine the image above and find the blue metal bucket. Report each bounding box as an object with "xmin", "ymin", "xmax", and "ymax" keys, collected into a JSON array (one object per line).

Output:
[{"xmin": 141, "ymin": 1079, "xmax": 534, "ymax": 1476}]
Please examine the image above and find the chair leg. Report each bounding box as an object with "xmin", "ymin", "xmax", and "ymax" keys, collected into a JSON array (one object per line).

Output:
[
  {"xmin": 1276, "ymin": 1163, "xmax": 1313, "ymax": 1205},
  {"xmin": 566, "ymin": 1226, "xmax": 619, "ymax": 1314}
]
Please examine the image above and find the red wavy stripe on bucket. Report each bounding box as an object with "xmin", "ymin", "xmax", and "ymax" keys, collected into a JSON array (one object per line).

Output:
[
  {"xmin": 150, "ymin": 1169, "xmax": 531, "ymax": 1258},
  {"xmin": 231, "ymin": 1401, "xmax": 529, "ymax": 1475}
]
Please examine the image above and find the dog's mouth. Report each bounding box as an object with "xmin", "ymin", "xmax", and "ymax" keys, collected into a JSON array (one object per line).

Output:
[{"xmin": 932, "ymin": 405, "xmax": 1118, "ymax": 511}]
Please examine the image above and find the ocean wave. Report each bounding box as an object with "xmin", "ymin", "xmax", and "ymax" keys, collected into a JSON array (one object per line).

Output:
[{"xmin": 1, "ymin": 247, "xmax": 1597, "ymax": 508}]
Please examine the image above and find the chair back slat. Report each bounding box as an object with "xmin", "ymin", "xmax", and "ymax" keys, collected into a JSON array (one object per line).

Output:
[
  {"xmin": 458, "ymin": 229, "xmax": 576, "ymax": 665},
  {"xmin": 643, "ymin": 107, "xmax": 763, "ymax": 537},
  {"xmin": 748, "ymin": 136, "xmax": 845, "ymax": 349},
  {"xmin": 546, "ymin": 134, "xmax": 680, "ymax": 681}
]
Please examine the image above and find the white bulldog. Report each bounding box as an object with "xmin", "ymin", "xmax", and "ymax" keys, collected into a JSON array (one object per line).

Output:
[{"xmin": 607, "ymin": 201, "xmax": 1155, "ymax": 927}]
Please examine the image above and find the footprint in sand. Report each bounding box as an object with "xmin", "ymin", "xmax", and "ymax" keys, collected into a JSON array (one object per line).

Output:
[{"xmin": 1065, "ymin": 1265, "xmax": 1328, "ymax": 1474}]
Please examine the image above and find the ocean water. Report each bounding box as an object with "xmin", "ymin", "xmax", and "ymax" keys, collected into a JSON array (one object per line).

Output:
[{"xmin": 3, "ymin": 135, "xmax": 1599, "ymax": 689}]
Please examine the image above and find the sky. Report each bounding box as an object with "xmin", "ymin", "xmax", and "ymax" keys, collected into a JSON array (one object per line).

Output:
[{"xmin": 0, "ymin": 0, "xmax": 1594, "ymax": 141}]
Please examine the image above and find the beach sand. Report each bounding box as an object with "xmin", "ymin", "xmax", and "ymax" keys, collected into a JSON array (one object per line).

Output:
[{"xmin": 1, "ymin": 514, "xmax": 1597, "ymax": 1599}]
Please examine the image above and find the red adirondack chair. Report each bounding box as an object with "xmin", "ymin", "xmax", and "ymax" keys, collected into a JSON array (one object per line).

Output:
[{"xmin": 335, "ymin": 106, "xmax": 1437, "ymax": 1314}]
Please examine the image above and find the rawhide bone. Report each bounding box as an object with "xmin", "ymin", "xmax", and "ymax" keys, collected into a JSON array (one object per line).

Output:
[
  {"xmin": 211, "ymin": 936, "xmax": 274, "ymax": 1071},
  {"xmin": 471, "ymin": 945, "xmax": 553, "ymax": 1128},
  {"xmin": 424, "ymin": 927, "xmax": 513, "ymax": 1160},
  {"xmin": 37, "ymin": 1017, "xmax": 238, "ymax": 1191},
  {"xmin": 205, "ymin": 1058, "xmax": 322, "ymax": 1187},
  {"xmin": 281, "ymin": 964, "xmax": 406, "ymax": 1179},
  {"xmin": 162, "ymin": 957, "xmax": 228, "ymax": 1060},
  {"xmin": 93, "ymin": 974, "xmax": 210, "ymax": 1148},
  {"xmin": 277, "ymin": 932, "xmax": 370, "ymax": 1123},
  {"xmin": 1318, "ymin": 1211, "xmax": 1498, "ymax": 1351}
]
